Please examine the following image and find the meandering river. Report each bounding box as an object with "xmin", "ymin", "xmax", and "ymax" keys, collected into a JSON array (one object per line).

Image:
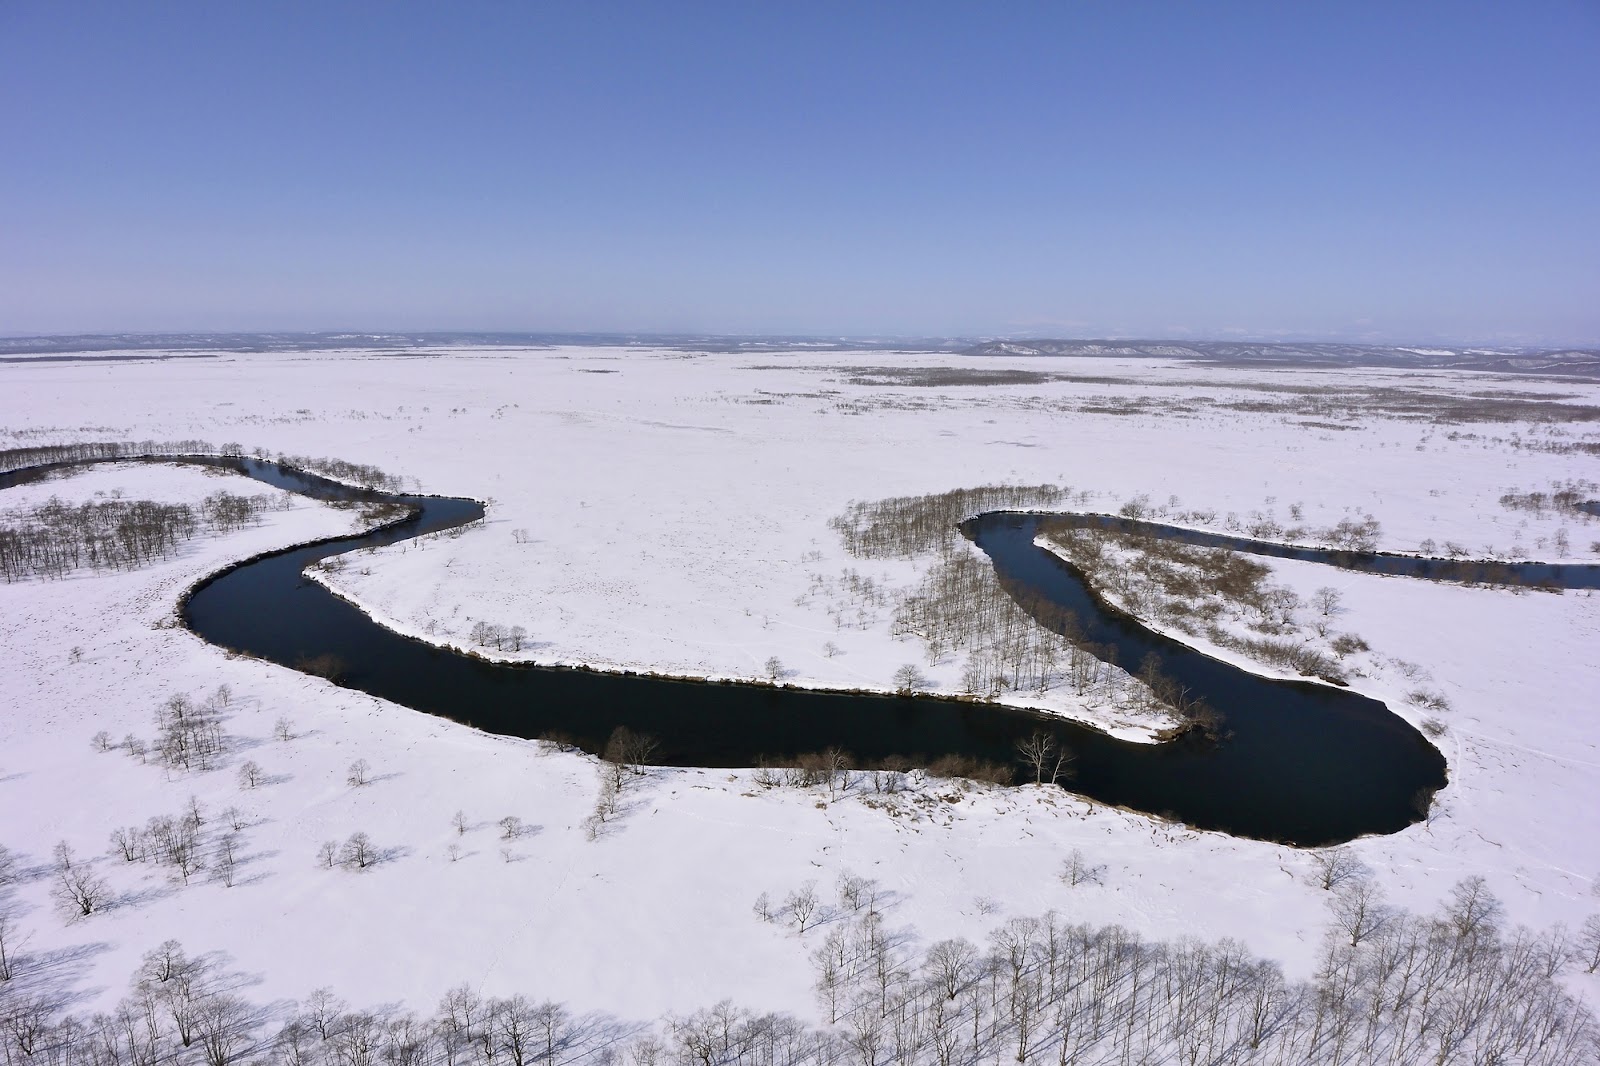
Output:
[{"xmin": 16, "ymin": 456, "xmax": 1590, "ymax": 845}]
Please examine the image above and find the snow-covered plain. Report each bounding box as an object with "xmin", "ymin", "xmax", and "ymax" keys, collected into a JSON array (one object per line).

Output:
[{"xmin": 2, "ymin": 345, "xmax": 1598, "ymax": 1025}]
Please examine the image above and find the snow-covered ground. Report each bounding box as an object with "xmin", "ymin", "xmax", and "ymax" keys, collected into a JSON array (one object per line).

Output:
[{"xmin": 1, "ymin": 345, "xmax": 1598, "ymax": 1024}]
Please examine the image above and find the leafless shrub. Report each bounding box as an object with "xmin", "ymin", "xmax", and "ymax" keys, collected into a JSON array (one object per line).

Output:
[
  {"xmin": 296, "ymin": 653, "xmax": 345, "ymax": 680},
  {"xmin": 1408, "ymin": 688, "xmax": 1452, "ymax": 713}
]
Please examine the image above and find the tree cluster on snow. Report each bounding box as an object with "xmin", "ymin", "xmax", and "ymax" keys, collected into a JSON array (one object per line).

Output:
[
  {"xmin": 825, "ymin": 486, "xmax": 1211, "ymax": 731},
  {"xmin": 583, "ymin": 727, "xmax": 660, "ymax": 841},
  {"xmin": 0, "ymin": 491, "xmax": 279, "ymax": 582},
  {"xmin": 467, "ymin": 622, "xmax": 529, "ymax": 653},
  {"xmin": 0, "ymin": 441, "xmax": 240, "ymax": 477},
  {"xmin": 3, "ymin": 871, "xmax": 1598, "ymax": 1066},
  {"xmin": 1040, "ymin": 527, "xmax": 1365, "ymax": 685}
]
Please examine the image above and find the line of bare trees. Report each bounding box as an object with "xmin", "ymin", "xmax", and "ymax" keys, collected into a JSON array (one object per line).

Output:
[
  {"xmin": 0, "ymin": 441, "xmax": 239, "ymax": 478},
  {"xmin": 1498, "ymin": 480, "xmax": 1599, "ymax": 520},
  {"xmin": 0, "ymin": 440, "xmax": 408, "ymax": 497},
  {"xmin": 467, "ymin": 622, "xmax": 530, "ymax": 653},
  {"xmin": 783, "ymin": 871, "xmax": 1598, "ymax": 1066},
  {"xmin": 268, "ymin": 453, "xmax": 407, "ymax": 494},
  {"xmin": 3, "ymin": 873, "xmax": 1596, "ymax": 1066}
]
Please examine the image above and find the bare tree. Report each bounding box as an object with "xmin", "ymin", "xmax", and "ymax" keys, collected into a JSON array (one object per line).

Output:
[
  {"xmin": 1578, "ymin": 915, "xmax": 1600, "ymax": 974},
  {"xmin": 214, "ymin": 834, "xmax": 239, "ymax": 888},
  {"xmin": 110, "ymin": 826, "xmax": 142, "ymax": 862},
  {"xmin": 1310, "ymin": 846, "xmax": 1366, "ymax": 891},
  {"xmin": 924, "ymin": 938, "xmax": 978, "ymax": 1000},
  {"xmin": 1331, "ymin": 878, "xmax": 1389, "ymax": 946},
  {"xmin": 532, "ymin": 1001, "xmax": 570, "ymax": 1065},
  {"xmin": 602, "ymin": 726, "xmax": 660, "ymax": 791},
  {"xmin": 303, "ymin": 987, "xmax": 346, "ymax": 1041},
  {"xmin": 1445, "ymin": 875, "xmax": 1504, "ymax": 940},
  {"xmin": 124, "ymin": 733, "xmax": 149, "ymax": 762},
  {"xmin": 892, "ymin": 663, "xmax": 928, "ymax": 694},
  {"xmin": 237, "ymin": 761, "xmax": 263, "ymax": 790},
  {"xmin": 91, "ymin": 730, "xmax": 114, "ymax": 753},
  {"xmin": 837, "ymin": 873, "xmax": 875, "ymax": 914},
  {"xmin": 498, "ymin": 816, "xmax": 523, "ymax": 841},
  {"xmin": 170, "ymin": 828, "xmax": 205, "ymax": 885},
  {"xmin": 451, "ymin": 809, "xmax": 469, "ymax": 836},
  {"xmin": 764, "ymin": 656, "xmax": 784, "ymax": 682},
  {"xmin": 1059, "ymin": 848, "xmax": 1102, "ymax": 887},
  {"xmin": 51, "ymin": 842, "xmax": 111, "ymax": 918},
  {"xmin": 273, "ymin": 717, "xmax": 294, "ymax": 742},
  {"xmin": 786, "ymin": 881, "xmax": 821, "ymax": 933},
  {"xmin": 333, "ymin": 1010, "xmax": 382, "ymax": 1066},
  {"xmin": 346, "ymin": 759, "xmax": 371, "ymax": 788},
  {"xmin": 821, "ymin": 747, "xmax": 852, "ymax": 798},
  {"xmin": 195, "ymin": 994, "xmax": 251, "ymax": 1066},
  {"xmin": 340, "ymin": 832, "xmax": 375, "ymax": 870},
  {"xmin": 1311, "ymin": 586, "xmax": 1344, "ymax": 619},
  {"xmin": 1015, "ymin": 731, "xmax": 1074, "ymax": 785},
  {"xmin": 317, "ymin": 841, "xmax": 339, "ymax": 869},
  {"xmin": 614, "ymin": 726, "xmax": 660, "ymax": 768},
  {"xmin": 0, "ymin": 907, "xmax": 22, "ymax": 981}
]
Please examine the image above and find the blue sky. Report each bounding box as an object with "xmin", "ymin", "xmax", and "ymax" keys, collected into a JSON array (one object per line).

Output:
[{"xmin": 2, "ymin": 2, "xmax": 1596, "ymax": 343}]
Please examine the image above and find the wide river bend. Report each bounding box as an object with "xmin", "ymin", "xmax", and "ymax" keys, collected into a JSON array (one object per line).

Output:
[{"xmin": 15, "ymin": 456, "xmax": 1590, "ymax": 846}]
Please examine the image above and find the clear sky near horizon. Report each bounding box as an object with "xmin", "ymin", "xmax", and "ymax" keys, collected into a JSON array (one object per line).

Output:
[{"xmin": 2, "ymin": 2, "xmax": 1596, "ymax": 344}]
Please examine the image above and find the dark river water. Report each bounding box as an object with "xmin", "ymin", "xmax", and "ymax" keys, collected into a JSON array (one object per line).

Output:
[{"xmin": 15, "ymin": 456, "xmax": 1592, "ymax": 846}]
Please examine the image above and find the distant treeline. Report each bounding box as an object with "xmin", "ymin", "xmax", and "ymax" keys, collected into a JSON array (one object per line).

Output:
[
  {"xmin": 0, "ymin": 441, "xmax": 406, "ymax": 494},
  {"xmin": 0, "ymin": 441, "xmax": 236, "ymax": 478},
  {"xmin": 830, "ymin": 484, "xmax": 1069, "ymax": 559}
]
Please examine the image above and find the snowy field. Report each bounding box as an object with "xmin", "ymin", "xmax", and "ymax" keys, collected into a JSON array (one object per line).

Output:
[{"xmin": 2, "ymin": 344, "xmax": 1598, "ymax": 1032}]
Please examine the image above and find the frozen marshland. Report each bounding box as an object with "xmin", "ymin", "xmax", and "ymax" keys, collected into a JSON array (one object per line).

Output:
[{"xmin": 2, "ymin": 342, "xmax": 1599, "ymax": 1062}]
